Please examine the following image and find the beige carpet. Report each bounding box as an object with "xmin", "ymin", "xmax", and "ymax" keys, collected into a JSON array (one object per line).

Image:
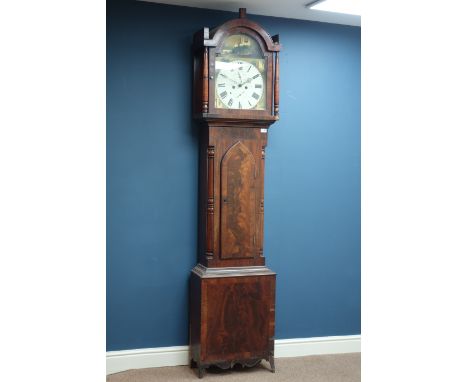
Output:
[{"xmin": 107, "ymin": 353, "xmax": 360, "ymax": 382}]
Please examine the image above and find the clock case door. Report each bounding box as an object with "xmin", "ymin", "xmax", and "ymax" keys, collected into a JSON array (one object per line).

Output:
[{"xmin": 198, "ymin": 124, "xmax": 267, "ymax": 268}]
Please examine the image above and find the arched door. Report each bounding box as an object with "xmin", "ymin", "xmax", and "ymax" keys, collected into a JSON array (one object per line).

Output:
[{"xmin": 220, "ymin": 141, "xmax": 257, "ymax": 259}]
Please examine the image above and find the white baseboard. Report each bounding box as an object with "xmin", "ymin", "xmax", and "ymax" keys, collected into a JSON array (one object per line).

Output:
[
  {"xmin": 274, "ymin": 335, "xmax": 361, "ymax": 358},
  {"xmin": 106, "ymin": 335, "xmax": 360, "ymax": 375}
]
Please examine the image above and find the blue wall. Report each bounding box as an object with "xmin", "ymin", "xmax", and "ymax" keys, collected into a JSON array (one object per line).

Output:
[{"xmin": 107, "ymin": 0, "xmax": 361, "ymax": 351}]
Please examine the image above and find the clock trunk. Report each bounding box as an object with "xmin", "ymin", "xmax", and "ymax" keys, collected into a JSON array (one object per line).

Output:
[{"xmin": 198, "ymin": 124, "xmax": 267, "ymax": 268}]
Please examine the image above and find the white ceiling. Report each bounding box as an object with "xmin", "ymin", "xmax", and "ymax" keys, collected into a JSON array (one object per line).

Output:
[{"xmin": 140, "ymin": 0, "xmax": 361, "ymax": 27}]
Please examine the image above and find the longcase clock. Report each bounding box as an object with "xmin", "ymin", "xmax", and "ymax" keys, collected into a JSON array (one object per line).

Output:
[{"xmin": 189, "ymin": 8, "xmax": 281, "ymax": 378}]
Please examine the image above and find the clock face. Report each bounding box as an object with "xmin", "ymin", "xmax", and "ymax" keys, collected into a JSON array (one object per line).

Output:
[
  {"xmin": 214, "ymin": 33, "xmax": 267, "ymax": 111},
  {"xmin": 215, "ymin": 60, "xmax": 264, "ymax": 110}
]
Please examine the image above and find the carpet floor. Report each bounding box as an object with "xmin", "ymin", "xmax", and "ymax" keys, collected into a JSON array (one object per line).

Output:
[{"xmin": 107, "ymin": 353, "xmax": 361, "ymax": 382}]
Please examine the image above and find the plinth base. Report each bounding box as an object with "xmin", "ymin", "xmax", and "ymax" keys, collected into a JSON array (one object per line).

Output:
[{"xmin": 189, "ymin": 264, "xmax": 276, "ymax": 378}]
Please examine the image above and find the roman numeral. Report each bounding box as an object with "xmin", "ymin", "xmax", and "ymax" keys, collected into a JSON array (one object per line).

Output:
[
  {"xmin": 252, "ymin": 93, "xmax": 260, "ymax": 100},
  {"xmin": 255, "ymin": 84, "xmax": 262, "ymax": 88},
  {"xmin": 238, "ymin": 101, "xmax": 242, "ymax": 109},
  {"xmin": 218, "ymin": 83, "xmax": 226, "ymax": 87},
  {"xmin": 228, "ymin": 98, "xmax": 233, "ymax": 107},
  {"xmin": 220, "ymin": 91, "xmax": 227, "ymax": 99},
  {"xmin": 252, "ymin": 74, "xmax": 260, "ymax": 79},
  {"xmin": 248, "ymin": 100, "xmax": 252, "ymax": 106},
  {"xmin": 247, "ymin": 66, "xmax": 252, "ymax": 72}
]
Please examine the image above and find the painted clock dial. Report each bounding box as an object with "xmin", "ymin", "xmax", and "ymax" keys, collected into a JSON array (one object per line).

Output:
[
  {"xmin": 215, "ymin": 60, "xmax": 264, "ymax": 110},
  {"xmin": 213, "ymin": 33, "xmax": 267, "ymax": 111}
]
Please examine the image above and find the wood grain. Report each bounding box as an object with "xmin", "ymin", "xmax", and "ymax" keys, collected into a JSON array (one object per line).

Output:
[
  {"xmin": 221, "ymin": 141, "xmax": 257, "ymax": 259},
  {"xmin": 274, "ymin": 52, "xmax": 280, "ymax": 116},
  {"xmin": 204, "ymin": 275, "xmax": 273, "ymax": 362},
  {"xmin": 202, "ymin": 47, "xmax": 209, "ymax": 113},
  {"xmin": 190, "ymin": 270, "xmax": 276, "ymax": 369},
  {"xmin": 197, "ymin": 124, "xmax": 267, "ymax": 268}
]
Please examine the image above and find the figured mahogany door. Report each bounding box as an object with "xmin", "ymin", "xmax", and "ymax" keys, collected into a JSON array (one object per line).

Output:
[
  {"xmin": 202, "ymin": 275, "xmax": 275, "ymax": 362},
  {"xmin": 220, "ymin": 141, "xmax": 257, "ymax": 259}
]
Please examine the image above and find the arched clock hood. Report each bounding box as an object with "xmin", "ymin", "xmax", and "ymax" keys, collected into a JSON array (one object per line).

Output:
[{"xmin": 192, "ymin": 8, "xmax": 281, "ymax": 121}]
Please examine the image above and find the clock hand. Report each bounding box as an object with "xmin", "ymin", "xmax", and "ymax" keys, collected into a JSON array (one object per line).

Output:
[
  {"xmin": 242, "ymin": 78, "xmax": 253, "ymax": 85},
  {"xmin": 239, "ymin": 76, "xmax": 255, "ymax": 87},
  {"xmin": 238, "ymin": 65, "xmax": 255, "ymax": 86},
  {"xmin": 220, "ymin": 73, "xmax": 239, "ymax": 85}
]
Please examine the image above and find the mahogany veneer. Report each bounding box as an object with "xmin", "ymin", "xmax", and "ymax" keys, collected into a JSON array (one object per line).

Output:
[{"xmin": 190, "ymin": 8, "xmax": 281, "ymax": 378}]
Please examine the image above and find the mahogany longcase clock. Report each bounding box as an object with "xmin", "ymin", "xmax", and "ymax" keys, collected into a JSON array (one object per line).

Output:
[{"xmin": 190, "ymin": 8, "xmax": 281, "ymax": 378}]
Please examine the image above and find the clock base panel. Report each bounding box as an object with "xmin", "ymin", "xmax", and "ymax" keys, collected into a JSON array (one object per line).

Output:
[{"xmin": 189, "ymin": 266, "xmax": 275, "ymax": 377}]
